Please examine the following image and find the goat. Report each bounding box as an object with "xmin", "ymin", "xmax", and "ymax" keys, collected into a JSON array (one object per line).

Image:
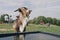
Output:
[{"xmin": 13, "ymin": 7, "xmax": 32, "ymax": 32}]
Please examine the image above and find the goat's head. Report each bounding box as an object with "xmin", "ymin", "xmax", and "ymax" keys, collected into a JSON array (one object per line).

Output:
[{"xmin": 14, "ymin": 7, "xmax": 32, "ymax": 17}]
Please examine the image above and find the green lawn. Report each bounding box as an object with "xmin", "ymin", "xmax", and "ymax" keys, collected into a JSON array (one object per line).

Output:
[
  {"xmin": 26, "ymin": 24, "xmax": 60, "ymax": 34},
  {"xmin": 0, "ymin": 24, "xmax": 60, "ymax": 35},
  {"xmin": 0, "ymin": 24, "xmax": 12, "ymax": 29}
]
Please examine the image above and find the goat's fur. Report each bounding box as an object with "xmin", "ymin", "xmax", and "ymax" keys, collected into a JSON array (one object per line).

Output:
[{"xmin": 13, "ymin": 7, "xmax": 32, "ymax": 32}]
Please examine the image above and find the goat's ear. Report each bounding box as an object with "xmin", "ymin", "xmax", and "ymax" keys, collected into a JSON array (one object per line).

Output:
[
  {"xmin": 14, "ymin": 9, "xmax": 18, "ymax": 12},
  {"xmin": 14, "ymin": 8, "xmax": 20, "ymax": 12},
  {"xmin": 29, "ymin": 10, "xmax": 32, "ymax": 14}
]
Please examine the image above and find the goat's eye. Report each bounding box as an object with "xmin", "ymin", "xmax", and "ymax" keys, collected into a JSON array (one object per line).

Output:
[{"xmin": 19, "ymin": 9, "xmax": 22, "ymax": 12}]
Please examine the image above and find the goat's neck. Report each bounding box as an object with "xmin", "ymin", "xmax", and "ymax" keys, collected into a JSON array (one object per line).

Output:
[{"xmin": 19, "ymin": 13, "xmax": 23, "ymax": 20}]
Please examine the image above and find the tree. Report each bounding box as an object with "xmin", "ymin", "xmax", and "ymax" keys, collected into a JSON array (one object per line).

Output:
[
  {"xmin": 52, "ymin": 18, "xmax": 57, "ymax": 25},
  {"xmin": 37, "ymin": 16, "xmax": 47, "ymax": 24},
  {"xmin": 0, "ymin": 17, "xmax": 2, "ymax": 24},
  {"xmin": 1, "ymin": 14, "xmax": 9, "ymax": 23},
  {"xmin": 0, "ymin": 17, "xmax": 1, "ymax": 21},
  {"xmin": 29, "ymin": 17, "xmax": 37, "ymax": 24},
  {"xmin": 29, "ymin": 16, "xmax": 60, "ymax": 26},
  {"xmin": 28, "ymin": 20, "xmax": 33, "ymax": 24},
  {"xmin": 32, "ymin": 17, "xmax": 37, "ymax": 24},
  {"xmin": 56, "ymin": 20, "xmax": 60, "ymax": 26},
  {"xmin": 46, "ymin": 17, "xmax": 53, "ymax": 24}
]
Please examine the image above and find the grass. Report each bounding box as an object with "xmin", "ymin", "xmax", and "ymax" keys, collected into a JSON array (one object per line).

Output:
[
  {"xmin": 0, "ymin": 24, "xmax": 12, "ymax": 29},
  {"xmin": 0, "ymin": 24, "xmax": 60, "ymax": 35},
  {"xmin": 26, "ymin": 24, "xmax": 60, "ymax": 34}
]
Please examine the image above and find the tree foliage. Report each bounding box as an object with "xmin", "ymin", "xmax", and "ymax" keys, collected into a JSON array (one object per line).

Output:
[
  {"xmin": 29, "ymin": 16, "xmax": 60, "ymax": 26},
  {"xmin": 52, "ymin": 18, "xmax": 57, "ymax": 25},
  {"xmin": 56, "ymin": 20, "xmax": 60, "ymax": 26},
  {"xmin": 46, "ymin": 17, "xmax": 52, "ymax": 24},
  {"xmin": 0, "ymin": 14, "xmax": 9, "ymax": 23}
]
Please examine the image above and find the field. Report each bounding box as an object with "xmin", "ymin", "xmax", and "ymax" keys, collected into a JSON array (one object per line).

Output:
[{"xmin": 0, "ymin": 24, "xmax": 60, "ymax": 35}]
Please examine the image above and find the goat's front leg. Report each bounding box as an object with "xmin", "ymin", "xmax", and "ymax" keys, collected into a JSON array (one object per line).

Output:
[
  {"xmin": 13, "ymin": 21, "xmax": 19, "ymax": 32},
  {"xmin": 13, "ymin": 25, "xmax": 17, "ymax": 32}
]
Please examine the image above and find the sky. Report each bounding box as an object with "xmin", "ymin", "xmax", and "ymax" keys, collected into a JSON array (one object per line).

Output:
[{"xmin": 0, "ymin": 0, "xmax": 60, "ymax": 20}]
